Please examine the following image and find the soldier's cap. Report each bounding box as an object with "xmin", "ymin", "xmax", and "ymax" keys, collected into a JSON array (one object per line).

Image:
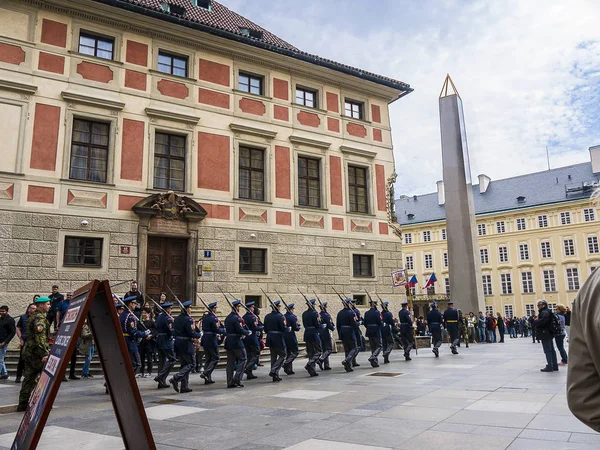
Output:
[
  {"xmin": 430, "ymin": 302, "xmax": 437, "ymax": 308},
  {"xmin": 350, "ymin": 298, "xmax": 357, "ymax": 303},
  {"xmin": 401, "ymin": 301, "xmax": 409, "ymax": 306},
  {"xmin": 369, "ymin": 299, "xmax": 377, "ymax": 304},
  {"xmin": 448, "ymin": 301, "xmax": 454, "ymax": 305},
  {"xmin": 161, "ymin": 302, "xmax": 173, "ymax": 308},
  {"xmin": 309, "ymin": 299, "xmax": 316, "ymax": 305},
  {"xmin": 322, "ymin": 301, "xmax": 328, "ymax": 307},
  {"xmin": 245, "ymin": 301, "xmax": 254, "ymax": 307},
  {"xmin": 116, "ymin": 303, "xmax": 124, "ymax": 310},
  {"xmin": 182, "ymin": 300, "xmax": 193, "ymax": 308},
  {"xmin": 273, "ymin": 300, "xmax": 281, "ymax": 306},
  {"xmin": 288, "ymin": 303, "xmax": 294, "ymax": 309},
  {"xmin": 35, "ymin": 296, "xmax": 51, "ymax": 304},
  {"xmin": 383, "ymin": 302, "xmax": 389, "ymax": 306},
  {"xmin": 123, "ymin": 296, "xmax": 137, "ymax": 304}
]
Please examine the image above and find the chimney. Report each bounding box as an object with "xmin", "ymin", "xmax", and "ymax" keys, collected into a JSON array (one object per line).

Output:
[
  {"xmin": 478, "ymin": 174, "xmax": 491, "ymax": 194},
  {"xmin": 436, "ymin": 180, "xmax": 445, "ymax": 205},
  {"xmin": 590, "ymin": 145, "xmax": 600, "ymax": 174}
]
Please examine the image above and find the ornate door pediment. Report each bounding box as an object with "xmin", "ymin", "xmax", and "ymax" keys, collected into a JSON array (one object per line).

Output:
[{"xmin": 132, "ymin": 191, "xmax": 207, "ymax": 221}]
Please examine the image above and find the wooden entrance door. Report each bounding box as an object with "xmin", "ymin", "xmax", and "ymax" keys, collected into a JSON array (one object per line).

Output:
[{"xmin": 146, "ymin": 236, "xmax": 188, "ymax": 303}]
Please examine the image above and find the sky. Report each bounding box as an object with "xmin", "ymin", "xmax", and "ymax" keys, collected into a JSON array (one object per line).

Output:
[{"xmin": 224, "ymin": 0, "xmax": 600, "ymax": 195}]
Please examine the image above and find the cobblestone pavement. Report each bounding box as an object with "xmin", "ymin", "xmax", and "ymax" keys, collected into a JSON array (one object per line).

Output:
[{"xmin": 0, "ymin": 337, "xmax": 598, "ymax": 449}]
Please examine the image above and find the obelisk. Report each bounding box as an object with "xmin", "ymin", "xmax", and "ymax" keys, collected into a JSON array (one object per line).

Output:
[{"xmin": 439, "ymin": 75, "xmax": 484, "ymax": 314}]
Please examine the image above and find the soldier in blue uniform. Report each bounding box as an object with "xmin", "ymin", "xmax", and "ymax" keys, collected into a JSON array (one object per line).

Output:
[
  {"xmin": 336, "ymin": 298, "xmax": 360, "ymax": 372},
  {"xmin": 120, "ymin": 296, "xmax": 148, "ymax": 375},
  {"xmin": 169, "ymin": 301, "xmax": 200, "ymax": 394},
  {"xmin": 283, "ymin": 304, "xmax": 300, "ymax": 375},
  {"xmin": 427, "ymin": 302, "xmax": 443, "ymax": 357},
  {"xmin": 398, "ymin": 302, "xmax": 414, "ymax": 361},
  {"xmin": 243, "ymin": 301, "xmax": 263, "ymax": 380},
  {"xmin": 317, "ymin": 302, "xmax": 335, "ymax": 370},
  {"xmin": 200, "ymin": 302, "xmax": 224, "ymax": 385},
  {"xmin": 302, "ymin": 299, "xmax": 321, "ymax": 377},
  {"xmin": 443, "ymin": 301, "xmax": 460, "ymax": 355},
  {"xmin": 154, "ymin": 301, "xmax": 175, "ymax": 388},
  {"xmin": 224, "ymin": 300, "xmax": 249, "ymax": 388},
  {"xmin": 363, "ymin": 299, "xmax": 383, "ymax": 367},
  {"xmin": 350, "ymin": 299, "xmax": 364, "ymax": 367},
  {"xmin": 264, "ymin": 300, "xmax": 287, "ymax": 382},
  {"xmin": 380, "ymin": 302, "xmax": 395, "ymax": 363}
]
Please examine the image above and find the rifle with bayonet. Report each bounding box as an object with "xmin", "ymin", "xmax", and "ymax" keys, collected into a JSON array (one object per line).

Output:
[
  {"xmin": 375, "ymin": 293, "xmax": 387, "ymax": 311},
  {"xmin": 142, "ymin": 292, "xmax": 172, "ymax": 318},
  {"xmin": 312, "ymin": 290, "xmax": 325, "ymax": 310},
  {"xmin": 365, "ymin": 290, "xmax": 376, "ymax": 307},
  {"xmin": 296, "ymin": 288, "xmax": 317, "ymax": 311},
  {"xmin": 166, "ymin": 285, "xmax": 192, "ymax": 319},
  {"xmin": 332, "ymin": 287, "xmax": 351, "ymax": 309},
  {"xmin": 218, "ymin": 286, "xmax": 241, "ymax": 316},
  {"xmin": 274, "ymin": 289, "xmax": 293, "ymax": 313},
  {"xmin": 260, "ymin": 288, "xmax": 281, "ymax": 312},
  {"xmin": 110, "ymin": 279, "xmax": 134, "ymax": 291}
]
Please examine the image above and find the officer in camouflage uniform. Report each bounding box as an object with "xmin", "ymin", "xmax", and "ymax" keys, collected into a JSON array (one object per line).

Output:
[
  {"xmin": 17, "ymin": 296, "xmax": 51, "ymax": 412},
  {"xmin": 458, "ymin": 309, "xmax": 469, "ymax": 348}
]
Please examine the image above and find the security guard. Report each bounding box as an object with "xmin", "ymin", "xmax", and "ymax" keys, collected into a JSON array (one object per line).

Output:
[
  {"xmin": 120, "ymin": 296, "xmax": 148, "ymax": 374},
  {"xmin": 169, "ymin": 301, "xmax": 200, "ymax": 394},
  {"xmin": 263, "ymin": 300, "xmax": 287, "ymax": 382},
  {"xmin": 363, "ymin": 299, "xmax": 383, "ymax": 367},
  {"xmin": 224, "ymin": 300, "xmax": 249, "ymax": 388},
  {"xmin": 443, "ymin": 301, "xmax": 460, "ymax": 354},
  {"xmin": 200, "ymin": 302, "xmax": 224, "ymax": 385},
  {"xmin": 242, "ymin": 301, "xmax": 262, "ymax": 380},
  {"xmin": 317, "ymin": 302, "xmax": 335, "ymax": 370},
  {"xmin": 350, "ymin": 299, "xmax": 364, "ymax": 367},
  {"xmin": 302, "ymin": 299, "xmax": 321, "ymax": 377},
  {"xmin": 283, "ymin": 304, "xmax": 300, "ymax": 375},
  {"xmin": 381, "ymin": 302, "xmax": 395, "ymax": 363},
  {"xmin": 398, "ymin": 302, "xmax": 414, "ymax": 361},
  {"xmin": 427, "ymin": 302, "xmax": 443, "ymax": 357},
  {"xmin": 336, "ymin": 298, "xmax": 360, "ymax": 372},
  {"xmin": 155, "ymin": 301, "xmax": 175, "ymax": 388}
]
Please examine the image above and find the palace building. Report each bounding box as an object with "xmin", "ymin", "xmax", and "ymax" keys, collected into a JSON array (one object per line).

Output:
[
  {"xmin": 0, "ymin": 0, "xmax": 411, "ymax": 312},
  {"xmin": 398, "ymin": 147, "xmax": 600, "ymax": 318}
]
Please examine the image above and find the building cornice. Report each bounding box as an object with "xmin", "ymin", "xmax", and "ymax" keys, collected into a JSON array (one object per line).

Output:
[
  {"xmin": 145, "ymin": 107, "xmax": 200, "ymax": 125},
  {"xmin": 289, "ymin": 135, "xmax": 331, "ymax": 149},
  {"xmin": 62, "ymin": 91, "xmax": 125, "ymax": 111},
  {"xmin": 0, "ymin": 78, "xmax": 38, "ymax": 95},
  {"xmin": 229, "ymin": 123, "xmax": 277, "ymax": 140}
]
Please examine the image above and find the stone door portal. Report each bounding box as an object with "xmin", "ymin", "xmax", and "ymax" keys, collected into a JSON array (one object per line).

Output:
[{"xmin": 146, "ymin": 236, "xmax": 188, "ymax": 303}]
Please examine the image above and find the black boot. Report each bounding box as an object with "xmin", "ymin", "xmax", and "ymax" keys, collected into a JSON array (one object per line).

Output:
[{"xmin": 383, "ymin": 355, "xmax": 390, "ymax": 364}]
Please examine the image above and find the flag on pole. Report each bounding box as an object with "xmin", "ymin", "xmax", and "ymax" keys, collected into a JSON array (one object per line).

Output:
[
  {"xmin": 408, "ymin": 275, "xmax": 418, "ymax": 287},
  {"xmin": 424, "ymin": 272, "xmax": 437, "ymax": 288}
]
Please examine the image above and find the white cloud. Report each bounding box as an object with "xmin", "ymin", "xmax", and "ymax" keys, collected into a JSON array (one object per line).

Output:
[{"xmin": 226, "ymin": 0, "xmax": 600, "ymax": 194}]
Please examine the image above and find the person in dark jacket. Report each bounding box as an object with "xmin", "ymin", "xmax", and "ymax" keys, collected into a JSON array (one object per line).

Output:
[
  {"xmin": 380, "ymin": 302, "xmax": 395, "ymax": 363},
  {"xmin": 302, "ymin": 300, "xmax": 321, "ymax": 377},
  {"xmin": 47, "ymin": 284, "xmax": 64, "ymax": 332},
  {"xmin": 317, "ymin": 302, "xmax": 335, "ymax": 370},
  {"xmin": 223, "ymin": 300, "xmax": 250, "ymax": 388},
  {"xmin": 15, "ymin": 303, "xmax": 36, "ymax": 383},
  {"xmin": 0, "ymin": 305, "xmax": 16, "ymax": 379},
  {"xmin": 443, "ymin": 301, "xmax": 459, "ymax": 354},
  {"xmin": 336, "ymin": 299, "xmax": 360, "ymax": 372},
  {"xmin": 154, "ymin": 302, "xmax": 175, "ymax": 389},
  {"xmin": 427, "ymin": 303, "xmax": 443, "ymax": 357},
  {"xmin": 264, "ymin": 300, "xmax": 287, "ymax": 382},
  {"xmin": 138, "ymin": 308, "xmax": 156, "ymax": 378},
  {"xmin": 363, "ymin": 300, "xmax": 383, "ymax": 367},
  {"xmin": 283, "ymin": 304, "xmax": 300, "ymax": 375},
  {"xmin": 169, "ymin": 301, "xmax": 201, "ymax": 393},
  {"xmin": 496, "ymin": 312, "xmax": 505, "ymax": 343},
  {"xmin": 200, "ymin": 302, "xmax": 225, "ymax": 384},
  {"xmin": 535, "ymin": 299, "xmax": 558, "ymax": 372},
  {"xmin": 350, "ymin": 300, "xmax": 364, "ymax": 367},
  {"xmin": 242, "ymin": 301, "xmax": 262, "ymax": 380}
]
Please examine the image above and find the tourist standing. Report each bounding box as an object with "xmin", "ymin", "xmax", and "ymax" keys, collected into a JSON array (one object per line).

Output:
[
  {"xmin": 0, "ymin": 305, "xmax": 16, "ymax": 380},
  {"xmin": 535, "ymin": 300, "xmax": 558, "ymax": 372},
  {"xmin": 555, "ymin": 304, "xmax": 568, "ymax": 366}
]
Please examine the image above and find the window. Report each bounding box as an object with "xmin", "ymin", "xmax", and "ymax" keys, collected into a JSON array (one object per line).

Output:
[
  {"xmin": 588, "ymin": 236, "xmax": 599, "ymax": 254},
  {"xmin": 480, "ymin": 248, "xmax": 489, "ymax": 264},
  {"xmin": 498, "ymin": 245, "xmax": 509, "ymax": 263},
  {"xmin": 566, "ymin": 268, "xmax": 580, "ymax": 291},
  {"xmin": 239, "ymin": 248, "xmax": 267, "ymax": 274},
  {"xmin": 239, "ymin": 147, "xmax": 264, "ymax": 201},
  {"xmin": 441, "ymin": 228, "xmax": 447, "ymax": 240},
  {"xmin": 244, "ymin": 294, "xmax": 263, "ymax": 309},
  {"xmin": 521, "ymin": 272, "xmax": 534, "ymax": 293},
  {"xmin": 496, "ymin": 221, "xmax": 506, "ymax": 233},
  {"xmin": 352, "ymin": 294, "xmax": 367, "ymax": 306},
  {"xmin": 543, "ymin": 270, "xmax": 556, "ymax": 292},
  {"xmin": 478, "ymin": 224, "xmax": 487, "ymax": 236},
  {"xmin": 525, "ymin": 304, "xmax": 535, "ymax": 317},
  {"xmin": 348, "ymin": 165, "xmax": 369, "ymax": 213},
  {"xmin": 405, "ymin": 255, "xmax": 414, "ymax": 270},
  {"xmin": 297, "ymin": 156, "xmax": 321, "ymax": 207},
  {"xmin": 424, "ymin": 254, "xmax": 433, "ymax": 269},
  {"xmin": 516, "ymin": 218, "xmax": 527, "ymax": 231},
  {"xmin": 485, "ymin": 305, "xmax": 494, "ymax": 315},
  {"xmin": 560, "ymin": 212, "xmax": 571, "ymax": 225},
  {"xmin": 154, "ymin": 132, "xmax": 185, "ymax": 191},
  {"xmin": 583, "ymin": 208, "xmax": 596, "ymax": 222},
  {"xmin": 78, "ymin": 32, "xmax": 114, "ymax": 60},
  {"xmin": 422, "ymin": 231, "xmax": 431, "ymax": 242},
  {"xmin": 519, "ymin": 243, "xmax": 530, "ymax": 261},
  {"xmin": 538, "ymin": 215, "xmax": 548, "ymax": 228},
  {"xmin": 540, "ymin": 241, "xmax": 552, "ymax": 259},
  {"xmin": 344, "ymin": 99, "xmax": 363, "ymax": 119},
  {"xmin": 443, "ymin": 252, "xmax": 448, "ymax": 267},
  {"xmin": 238, "ymin": 72, "xmax": 263, "ymax": 95},
  {"xmin": 501, "ymin": 273, "xmax": 513, "ymax": 294},
  {"xmin": 353, "ymin": 254, "xmax": 374, "ymax": 277},
  {"xmin": 504, "ymin": 305, "xmax": 514, "ymax": 317},
  {"xmin": 548, "ymin": 303, "xmax": 557, "ymax": 313},
  {"xmin": 404, "ymin": 233, "xmax": 412, "ymax": 244},
  {"xmin": 239, "ymin": 28, "xmax": 263, "ymax": 39},
  {"xmin": 445, "ymin": 278, "xmax": 450, "ymax": 295},
  {"xmin": 63, "ymin": 236, "xmax": 103, "ymax": 267},
  {"xmin": 69, "ymin": 119, "xmax": 109, "ymax": 183},
  {"xmin": 482, "ymin": 275, "xmax": 493, "ymax": 296},
  {"xmin": 194, "ymin": 0, "xmax": 211, "ymax": 9},
  {"xmin": 157, "ymin": 51, "xmax": 187, "ymax": 77},
  {"xmin": 563, "ymin": 238, "xmax": 575, "ymax": 257},
  {"xmin": 296, "ymin": 87, "xmax": 317, "ymax": 108}
]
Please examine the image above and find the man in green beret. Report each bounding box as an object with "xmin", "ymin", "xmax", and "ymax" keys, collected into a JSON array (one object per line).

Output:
[{"xmin": 17, "ymin": 296, "xmax": 51, "ymax": 412}]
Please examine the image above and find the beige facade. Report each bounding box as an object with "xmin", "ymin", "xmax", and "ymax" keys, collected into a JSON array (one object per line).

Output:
[{"xmin": 0, "ymin": 0, "xmax": 410, "ymax": 317}]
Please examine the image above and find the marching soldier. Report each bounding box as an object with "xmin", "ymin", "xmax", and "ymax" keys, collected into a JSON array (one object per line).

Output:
[
  {"xmin": 224, "ymin": 300, "xmax": 249, "ymax": 388},
  {"xmin": 427, "ymin": 302, "xmax": 443, "ymax": 357},
  {"xmin": 169, "ymin": 301, "xmax": 200, "ymax": 394},
  {"xmin": 336, "ymin": 298, "xmax": 360, "ymax": 372},
  {"xmin": 17, "ymin": 296, "xmax": 51, "ymax": 412},
  {"xmin": 317, "ymin": 302, "xmax": 334, "ymax": 370},
  {"xmin": 154, "ymin": 301, "xmax": 175, "ymax": 389},
  {"xmin": 443, "ymin": 301, "xmax": 460, "ymax": 354},
  {"xmin": 283, "ymin": 304, "xmax": 300, "ymax": 375},
  {"xmin": 302, "ymin": 299, "xmax": 321, "ymax": 377},
  {"xmin": 200, "ymin": 302, "xmax": 224, "ymax": 385},
  {"xmin": 458, "ymin": 309, "xmax": 469, "ymax": 348},
  {"xmin": 242, "ymin": 301, "xmax": 262, "ymax": 380},
  {"xmin": 350, "ymin": 299, "xmax": 364, "ymax": 367},
  {"xmin": 398, "ymin": 302, "xmax": 414, "ymax": 361},
  {"xmin": 380, "ymin": 302, "xmax": 395, "ymax": 364},
  {"xmin": 120, "ymin": 296, "xmax": 148, "ymax": 374},
  {"xmin": 363, "ymin": 299, "xmax": 383, "ymax": 367},
  {"xmin": 264, "ymin": 300, "xmax": 286, "ymax": 382}
]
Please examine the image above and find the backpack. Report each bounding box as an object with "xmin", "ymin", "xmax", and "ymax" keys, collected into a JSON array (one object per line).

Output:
[{"xmin": 549, "ymin": 313, "xmax": 561, "ymax": 335}]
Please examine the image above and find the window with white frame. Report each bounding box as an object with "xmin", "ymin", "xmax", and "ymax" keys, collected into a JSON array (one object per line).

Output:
[
  {"xmin": 525, "ymin": 304, "xmax": 535, "ymax": 317},
  {"xmin": 405, "ymin": 255, "xmax": 414, "ymax": 270},
  {"xmin": 501, "ymin": 273, "xmax": 513, "ymax": 294},
  {"xmin": 516, "ymin": 218, "xmax": 527, "ymax": 231},
  {"xmin": 422, "ymin": 231, "xmax": 431, "ymax": 242},
  {"xmin": 498, "ymin": 245, "xmax": 509, "ymax": 263},
  {"xmin": 480, "ymin": 248, "xmax": 489, "ymax": 264},
  {"xmin": 482, "ymin": 274, "xmax": 493, "ymax": 296},
  {"xmin": 541, "ymin": 241, "xmax": 552, "ymax": 258},
  {"xmin": 478, "ymin": 223, "xmax": 487, "ymax": 236},
  {"xmin": 519, "ymin": 243, "xmax": 530, "ymax": 261},
  {"xmin": 445, "ymin": 277, "xmax": 450, "ymax": 295},
  {"xmin": 424, "ymin": 254, "xmax": 433, "ymax": 269},
  {"xmin": 560, "ymin": 211, "xmax": 571, "ymax": 225},
  {"xmin": 548, "ymin": 303, "xmax": 557, "ymax": 313},
  {"xmin": 563, "ymin": 238, "xmax": 575, "ymax": 257},
  {"xmin": 566, "ymin": 268, "xmax": 580, "ymax": 291},
  {"xmin": 543, "ymin": 270, "xmax": 556, "ymax": 292},
  {"xmin": 441, "ymin": 228, "xmax": 447, "ymax": 240},
  {"xmin": 504, "ymin": 304, "xmax": 514, "ymax": 318},
  {"xmin": 521, "ymin": 271, "xmax": 534, "ymax": 293},
  {"xmin": 496, "ymin": 221, "xmax": 506, "ymax": 233},
  {"xmin": 485, "ymin": 305, "xmax": 494, "ymax": 315},
  {"xmin": 538, "ymin": 215, "xmax": 548, "ymax": 228},
  {"xmin": 588, "ymin": 236, "xmax": 599, "ymax": 254},
  {"xmin": 404, "ymin": 233, "xmax": 412, "ymax": 244},
  {"xmin": 583, "ymin": 208, "xmax": 596, "ymax": 222},
  {"xmin": 443, "ymin": 252, "xmax": 448, "ymax": 267}
]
